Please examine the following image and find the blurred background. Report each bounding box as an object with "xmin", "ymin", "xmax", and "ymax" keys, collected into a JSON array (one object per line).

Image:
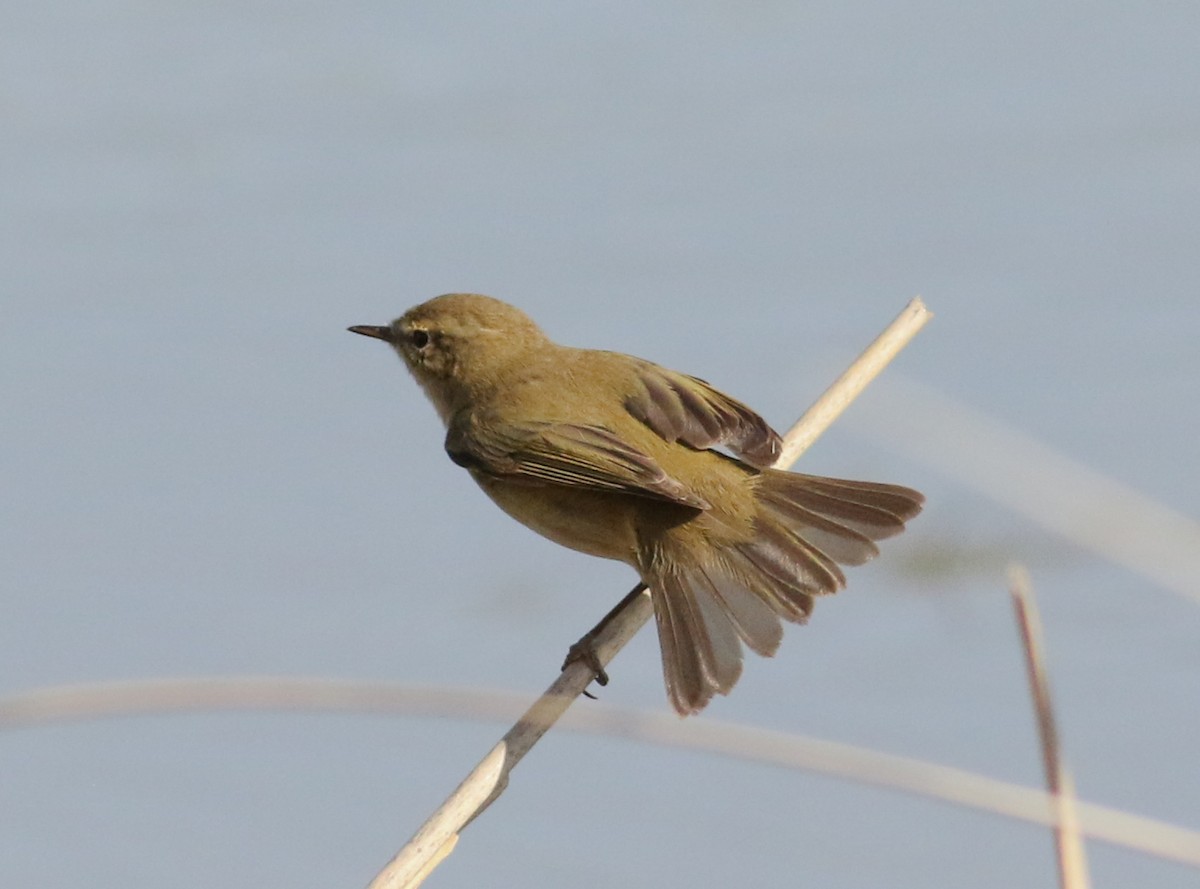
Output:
[{"xmin": 3, "ymin": 2, "xmax": 1197, "ymax": 886}]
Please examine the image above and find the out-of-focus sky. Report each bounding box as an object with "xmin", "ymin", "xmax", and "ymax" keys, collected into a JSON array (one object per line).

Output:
[{"xmin": 3, "ymin": 3, "xmax": 1198, "ymax": 887}]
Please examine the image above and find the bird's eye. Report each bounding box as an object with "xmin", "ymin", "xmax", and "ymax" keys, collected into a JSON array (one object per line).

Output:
[{"xmin": 410, "ymin": 329, "xmax": 430, "ymax": 349}]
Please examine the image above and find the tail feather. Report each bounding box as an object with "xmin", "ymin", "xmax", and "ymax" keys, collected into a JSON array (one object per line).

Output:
[
  {"xmin": 697, "ymin": 559, "xmax": 788, "ymax": 655},
  {"xmin": 644, "ymin": 470, "xmax": 924, "ymax": 715},
  {"xmin": 652, "ymin": 562, "xmax": 744, "ymax": 713},
  {"xmin": 758, "ymin": 492, "xmax": 878, "ymax": 566},
  {"xmin": 786, "ymin": 474, "xmax": 924, "ymax": 526},
  {"xmin": 651, "ymin": 575, "xmax": 705, "ymax": 711},
  {"xmin": 741, "ymin": 520, "xmax": 848, "ymax": 591}
]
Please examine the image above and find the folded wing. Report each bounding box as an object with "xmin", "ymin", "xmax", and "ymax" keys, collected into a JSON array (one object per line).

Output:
[{"xmin": 445, "ymin": 419, "xmax": 710, "ymax": 509}]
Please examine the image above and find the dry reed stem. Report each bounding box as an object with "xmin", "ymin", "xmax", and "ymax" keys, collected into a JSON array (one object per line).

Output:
[
  {"xmin": 366, "ymin": 297, "xmax": 933, "ymax": 888},
  {"xmin": 851, "ymin": 378, "xmax": 1200, "ymax": 605},
  {"xmin": 1009, "ymin": 565, "xmax": 1092, "ymax": 889},
  {"xmin": 4, "ymin": 676, "xmax": 1200, "ymax": 868}
]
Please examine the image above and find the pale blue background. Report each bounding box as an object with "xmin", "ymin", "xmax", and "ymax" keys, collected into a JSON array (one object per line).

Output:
[{"xmin": 3, "ymin": 2, "xmax": 1198, "ymax": 886}]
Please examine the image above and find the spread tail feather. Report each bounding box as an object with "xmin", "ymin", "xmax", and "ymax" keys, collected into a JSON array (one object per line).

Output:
[{"xmin": 645, "ymin": 470, "xmax": 924, "ymax": 715}]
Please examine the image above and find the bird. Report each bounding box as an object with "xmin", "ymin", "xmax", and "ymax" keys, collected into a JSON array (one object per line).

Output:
[{"xmin": 349, "ymin": 293, "xmax": 923, "ymax": 715}]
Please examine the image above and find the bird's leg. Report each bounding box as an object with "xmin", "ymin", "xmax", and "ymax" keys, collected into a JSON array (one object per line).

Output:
[{"xmin": 562, "ymin": 582, "xmax": 648, "ymax": 697}]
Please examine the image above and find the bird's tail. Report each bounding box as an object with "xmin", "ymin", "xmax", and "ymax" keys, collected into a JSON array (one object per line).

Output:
[{"xmin": 642, "ymin": 470, "xmax": 924, "ymax": 715}]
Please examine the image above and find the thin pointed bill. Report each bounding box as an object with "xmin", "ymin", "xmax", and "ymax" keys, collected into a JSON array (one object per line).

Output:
[{"xmin": 348, "ymin": 324, "xmax": 395, "ymax": 342}]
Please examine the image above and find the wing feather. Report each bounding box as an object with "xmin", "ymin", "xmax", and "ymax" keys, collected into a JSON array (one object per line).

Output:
[
  {"xmin": 445, "ymin": 419, "xmax": 709, "ymax": 509},
  {"xmin": 624, "ymin": 361, "xmax": 782, "ymax": 467}
]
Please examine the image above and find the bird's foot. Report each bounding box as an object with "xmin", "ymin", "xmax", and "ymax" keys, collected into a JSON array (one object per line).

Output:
[{"xmin": 562, "ymin": 634, "xmax": 609, "ymax": 698}]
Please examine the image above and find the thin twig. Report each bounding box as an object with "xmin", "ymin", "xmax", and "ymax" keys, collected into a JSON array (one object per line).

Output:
[
  {"xmin": 776, "ymin": 297, "xmax": 932, "ymax": 467},
  {"xmin": 369, "ymin": 297, "xmax": 934, "ymax": 889},
  {"xmin": 1009, "ymin": 565, "xmax": 1092, "ymax": 889},
  {"xmin": 4, "ymin": 676, "xmax": 1199, "ymax": 867}
]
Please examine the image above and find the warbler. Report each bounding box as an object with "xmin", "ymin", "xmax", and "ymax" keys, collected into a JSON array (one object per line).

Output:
[{"xmin": 350, "ymin": 294, "xmax": 922, "ymax": 715}]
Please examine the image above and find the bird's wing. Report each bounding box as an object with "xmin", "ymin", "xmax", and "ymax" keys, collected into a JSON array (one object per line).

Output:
[
  {"xmin": 445, "ymin": 419, "xmax": 710, "ymax": 509},
  {"xmin": 623, "ymin": 361, "xmax": 782, "ymax": 467}
]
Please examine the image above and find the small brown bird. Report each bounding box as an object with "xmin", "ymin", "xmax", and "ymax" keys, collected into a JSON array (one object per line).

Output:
[{"xmin": 350, "ymin": 294, "xmax": 923, "ymax": 715}]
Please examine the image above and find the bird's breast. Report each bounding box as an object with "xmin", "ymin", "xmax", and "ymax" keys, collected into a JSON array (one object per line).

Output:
[{"xmin": 470, "ymin": 473, "xmax": 655, "ymax": 564}]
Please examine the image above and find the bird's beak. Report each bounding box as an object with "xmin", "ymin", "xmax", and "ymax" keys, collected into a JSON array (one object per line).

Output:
[{"xmin": 347, "ymin": 324, "xmax": 395, "ymax": 343}]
